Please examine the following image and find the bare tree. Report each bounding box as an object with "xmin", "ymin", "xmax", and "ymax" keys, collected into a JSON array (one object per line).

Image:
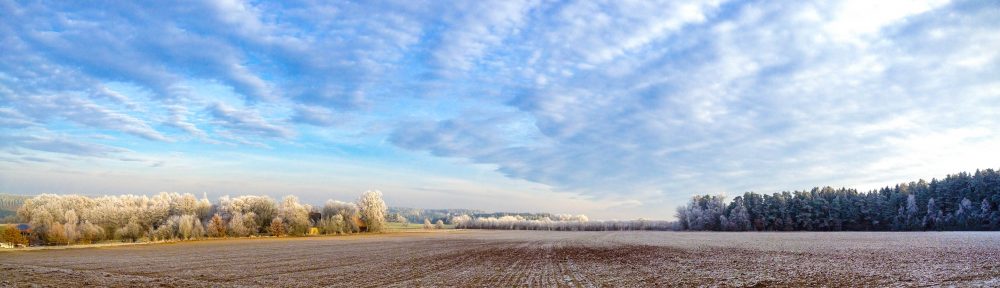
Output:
[{"xmin": 434, "ymin": 219, "xmax": 444, "ymax": 229}]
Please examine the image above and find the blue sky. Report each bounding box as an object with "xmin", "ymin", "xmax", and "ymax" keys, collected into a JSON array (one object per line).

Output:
[{"xmin": 1, "ymin": 0, "xmax": 998, "ymax": 219}]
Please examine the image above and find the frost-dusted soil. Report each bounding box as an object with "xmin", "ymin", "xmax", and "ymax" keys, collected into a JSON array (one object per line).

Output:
[{"xmin": 2, "ymin": 231, "xmax": 1000, "ymax": 287}]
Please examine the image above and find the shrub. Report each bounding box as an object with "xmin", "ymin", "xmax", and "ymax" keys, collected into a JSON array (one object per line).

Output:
[
  {"xmin": 207, "ymin": 214, "xmax": 227, "ymax": 238},
  {"xmin": 0, "ymin": 225, "xmax": 28, "ymax": 247},
  {"xmin": 269, "ymin": 217, "xmax": 286, "ymax": 237}
]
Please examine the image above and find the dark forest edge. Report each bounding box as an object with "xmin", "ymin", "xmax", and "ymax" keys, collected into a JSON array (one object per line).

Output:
[{"xmin": 676, "ymin": 168, "xmax": 1000, "ymax": 231}]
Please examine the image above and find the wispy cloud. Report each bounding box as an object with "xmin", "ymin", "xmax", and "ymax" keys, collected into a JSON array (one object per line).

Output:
[
  {"xmin": 0, "ymin": 135, "xmax": 128, "ymax": 158},
  {"xmin": 208, "ymin": 102, "xmax": 293, "ymax": 139}
]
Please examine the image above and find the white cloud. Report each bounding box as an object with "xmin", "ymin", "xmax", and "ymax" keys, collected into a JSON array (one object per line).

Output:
[
  {"xmin": 822, "ymin": 0, "xmax": 951, "ymax": 45},
  {"xmin": 208, "ymin": 102, "xmax": 293, "ymax": 139}
]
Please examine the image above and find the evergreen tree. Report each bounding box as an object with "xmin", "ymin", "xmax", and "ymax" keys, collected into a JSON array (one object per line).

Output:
[{"xmin": 674, "ymin": 168, "xmax": 1000, "ymax": 232}]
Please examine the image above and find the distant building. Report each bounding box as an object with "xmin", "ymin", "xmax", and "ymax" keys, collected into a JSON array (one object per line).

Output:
[{"xmin": 16, "ymin": 223, "xmax": 32, "ymax": 237}]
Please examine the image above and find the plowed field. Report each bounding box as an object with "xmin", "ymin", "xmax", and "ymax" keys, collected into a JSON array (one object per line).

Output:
[{"xmin": 2, "ymin": 231, "xmax": 999, "ymax": 287}]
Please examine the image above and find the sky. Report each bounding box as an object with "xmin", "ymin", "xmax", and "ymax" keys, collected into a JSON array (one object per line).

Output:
[{"xmin": 1, "ymin": 0, "xmax": 998, "ymax": 219}]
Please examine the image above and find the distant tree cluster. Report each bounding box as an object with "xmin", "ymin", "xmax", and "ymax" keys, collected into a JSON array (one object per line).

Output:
[
  {"xmin": 453, "ymin": 214, "xmax": 674, "ymax": 231},
  {"xmin": 0, "ymin": 194, "xmax": 30, "ymax": 223},
  {"xmin": 389, "ymin": 207, "xmax": 485, "ymax": 224},
  {"xmin": 0, "ymin": 194, "xmax": 29, "ymax": 210},
  {"xmin": 677, "ymin": 169, "xmax": 1000, "ymax": 231},
  {"xmin": 12, "ymin": 190, "xmax": 388, "ymax": 246}
]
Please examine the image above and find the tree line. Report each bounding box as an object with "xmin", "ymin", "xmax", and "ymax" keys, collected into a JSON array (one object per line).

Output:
[
  {"xmin": 677, "ymin": 168, "xmax": 1000, "ymax": 231},
  {"xmin": 0, "ymin": 194, "xmax": 29, "ymax": 223},
  {"xmin": 452, "ymin": 214, "xmax": 674, "ymax": 231},
  {"xmin": 388, "ymin": 207, "xmax": 485, "ymax": 224},
  {"xmin": 0, "ymin": 194, "xmax": 29, "ymax": 210},
  {"xmin": 7, "ymin": 190, "xmax": 388, "ymax": 246}
]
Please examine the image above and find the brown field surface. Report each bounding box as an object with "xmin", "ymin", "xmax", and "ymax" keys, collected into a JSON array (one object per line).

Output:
[{"xmin": 2, "ymin": 230, "xmax": 1000, "ymax": 287}]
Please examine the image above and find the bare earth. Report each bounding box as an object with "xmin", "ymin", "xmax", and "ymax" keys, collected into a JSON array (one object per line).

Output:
[{"xmin": 2, "ymin": 230, "xmax": 999, "ymax": 287}]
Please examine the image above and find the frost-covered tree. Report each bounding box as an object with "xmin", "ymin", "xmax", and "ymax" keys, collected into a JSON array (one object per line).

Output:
[
  {"xmin": 434, "ymin": 219, "xmax": 444, "ymax": 229},
  {"xmin": 177, "ymin": 214, "xmax": 204, "ymax": 240},
  {"xmin": 676, "ymin": 195, "xmax": 726, "ymax": 231},
  {"xmin": 675, "ymin": 206, "xmax": 690, "ymax": 230},
  {"xmin": 47, "ymin": 222, "xmax": 69, "ymax": 245},
  {"xmin": 451, "ymin": 215, "xmax": 471, "ymax": 227},
  {"xmin": 357, "ymin": 190, "xmax": 387, "ymax": 233},
  {"xmin": 219, "ymin": 195, "xmax": 277, "ymax": 234},
  {"xmin": 192, "ymin": 218, "xmax": 205, "ymax": 239},
  {"xmin": 323, "ymin": 200, "xmax": 360, "ymax": 233},
  {"xmin": 78, "ymin": 220, "xmax": 104, "ymax": 243},
  {"xmin": 391, "ymin": 213, "xmax": 407, "ymax": 224},
  {"xmin": 151, "ymin": 222, "xmax": 174, "ymax": 241},
  {"xmin": 423, "ymin": 218, "xmax": 432, "ymax": 230},
  {"xmin": 954, "ymin": 198, "xmax": 975, "ymax": 230},
  {"xmin": 456, "ymin": 215, "xmax": 672, "ymax": 231},
  {"xmin": 905, "ymin": 194, "xmax": 920, "ymax": 230},
  {"xmin": 14, "ymin": 193, "xmax": 229, "ymax": 242},
  {"xmin": 196, "ymin": 194, "xmax": 212, "ymax": 220},
  {"xmin": 727, "ymin": 197, "xmax": 752, "ymax": 231},
  {"xmin": 178, "ymin": 215, "xmax": 193, "ymax": 240},
  {"xmin": 278, "ymin": 196, "xmax": 311, "ymax": 236},
  {"xmin": 228, "ymin": 212, "xmax": 256, "ymax": 237},
  {"xmin": 319, "ymin": 214, "xmax": 345, "ymax": 235},
  {"xmin": 117, "ymin": 216, "xmax": 144, "ymax": 242},
  {"xmin": 924, "ymin": 198, "xmax": 942, "ymax": 230},
  {"xmin": 64, "ymin": 210, "xmax": 80, "ymax": 243}
]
